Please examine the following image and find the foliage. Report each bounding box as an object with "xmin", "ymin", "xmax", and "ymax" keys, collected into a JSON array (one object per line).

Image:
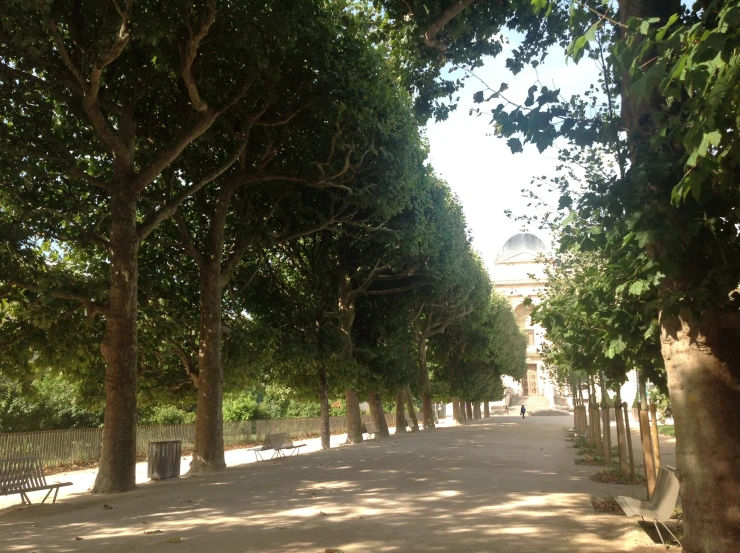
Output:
[
  {"xmin": 138, "ymin": 405, "xmax": 196, "ymax": 427},
  {"xmin": 0, "ymin": 374, "xmax": 103, "ymax": 433}
]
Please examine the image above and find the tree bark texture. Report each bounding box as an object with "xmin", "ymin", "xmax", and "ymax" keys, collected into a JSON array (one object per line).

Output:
[
  {"xmin": 339, "ymin": 276, "xmax": 363, "ymax": 444},
  {"xmin": 93, "ymin": 194, "xmax": 139, "ymax": 494},
  {"xmin": 452, "ymin": 397, "xmax": 462, "ymax": 424},
  {"xmin": 395, "ymin": 390, "xmax": 407, "ymax": 434},
  {"xmin": 189, "ymin": 263, "xmax": 226, "ymax": 473},
  {"xmin": 615, "ymin": 391, "xmax": 630, "ymax": 479},
  {"xmin": 368, "ymin": 391, "xmax": 390, "ymax": 438},
  {"xmin": 318, "ymin": 364, "xmax": 331, "ymax": 449},
  {"xmin": 460, "ymin": 401, "xmax": 467, "ymax": 422},
  {"xmin": 404, "ymin": 386, "xmax": 419, "ymax": 431},
  {"xmin": 465, "ymin": 402, "xmax": 473, "ymax": 421},
  {"xmin": 345, "ymin": 390, "xmax": 364, "ymax": 443},
  {"xmin": 483, "ymin": 402, "xmax": 490, "ymax": 418},
  {"xmin": 473, "ymin": 402, "xmax": 481, "ymax": 420},
  {"xmin": 661, "ymin": 313, "xmax": 740, "ymax": 552}
]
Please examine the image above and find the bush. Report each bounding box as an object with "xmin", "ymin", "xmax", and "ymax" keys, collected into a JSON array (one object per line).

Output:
[
  {"xmin": 329, "ymin": 399, "xmax": 346, "ymax": 416},
  {"xmin": 223, "ymin": 393, "xmax": 266, "ymax": 421},
  {"xmin": 138, "ymin": 405, "xmax": 196, "ymax": 426},
  {"xmin": 0, "ymin": 375, "xmax": 103, "ymax": 433}
]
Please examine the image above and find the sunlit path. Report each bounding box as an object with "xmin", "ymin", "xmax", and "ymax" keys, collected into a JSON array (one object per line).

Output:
[{"xmin": 1, "ymin": 417, "xmax": 657, "ymax": 553}]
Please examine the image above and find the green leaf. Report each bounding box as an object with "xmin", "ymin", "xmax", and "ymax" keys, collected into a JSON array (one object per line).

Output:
[
  {"xmin": 507, "ymin": 138, "xmax": 524, "ymax": 153},
  {"xmin": 628, "ymin": 280, "xmax": 650, "ymax": 296}
]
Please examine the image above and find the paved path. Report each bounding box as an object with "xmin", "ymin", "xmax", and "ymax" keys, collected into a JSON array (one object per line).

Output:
[{"xmin": 1, "ymin": 416, "xmax": 664, "ymax": 553}]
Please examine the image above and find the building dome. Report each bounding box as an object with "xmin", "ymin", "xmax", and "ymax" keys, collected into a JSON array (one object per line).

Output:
[{"xmin": 499, "ymin": 232, "xmax": 547, "ymax": 258}]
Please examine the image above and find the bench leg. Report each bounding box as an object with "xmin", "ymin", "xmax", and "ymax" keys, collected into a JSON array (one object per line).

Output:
[
  {"xmin": 20, "ymin": 492, "xmax": 31, "ymax": 505},
  {"xmin": 654, "ymin": 519, "xmax": 682, "ymax": 548},
  {"xmin": 41, "ymin": 488, "xmax": 53, "ymax": 504},
  {"xmin": 53, "ymin": 487, "xmax": 60, "ymax": 504}
]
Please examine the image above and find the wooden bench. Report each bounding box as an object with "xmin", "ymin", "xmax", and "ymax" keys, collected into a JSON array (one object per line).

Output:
[
  {"xmin": 363, "ymin": 421, "xmax": 381, "ymax": 439},
  {"xmin": 0, "ymin": 457, "xmax": 72, "ymax": 505},
  {"xmin": 249, "ymin": 433, "xmax": 305, "ymax": 461},
  {"xmin": 616, "ymin": 467, "xmax": 681, "ymax": 547}
]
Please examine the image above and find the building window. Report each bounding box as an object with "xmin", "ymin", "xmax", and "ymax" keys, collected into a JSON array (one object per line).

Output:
[{"xmin": 527, "ymin": 329, "xmax": 535, "ymax": 346}]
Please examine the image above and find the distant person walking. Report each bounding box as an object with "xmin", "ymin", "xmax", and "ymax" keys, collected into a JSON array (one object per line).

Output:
[{"xmin": 520, "ymin": 405, "xmax": 526, "ymax": 419}]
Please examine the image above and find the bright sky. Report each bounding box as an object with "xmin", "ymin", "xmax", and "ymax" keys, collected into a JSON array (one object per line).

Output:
[{"xmin": 425, "ymin": 39, "xmax": 601, "ymax": 273}]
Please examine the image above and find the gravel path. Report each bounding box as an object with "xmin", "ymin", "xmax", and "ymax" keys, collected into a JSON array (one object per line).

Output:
[{"xmin": 1, "ymin": 415, "xmax": 675, "ymax": 552}]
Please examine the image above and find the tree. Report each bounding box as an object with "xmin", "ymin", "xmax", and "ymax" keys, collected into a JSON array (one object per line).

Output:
[
  {"xmin": 458, "ymin": 1, "xmax": 740, "ymax": 548},
  {"xmin": 433, "ymin": 292, "xmax": 527, "ymax": 410},
  {"xmin": 0, "ymin": 0, "xmax": 369, "ymax": 492}
]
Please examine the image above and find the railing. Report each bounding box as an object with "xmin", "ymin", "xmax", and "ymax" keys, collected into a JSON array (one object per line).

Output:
[{"xmin": 0, "ymin": 413, "xmax": 396, "ymax": 469}]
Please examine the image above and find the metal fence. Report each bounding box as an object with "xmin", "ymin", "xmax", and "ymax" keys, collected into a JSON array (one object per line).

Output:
[{"xmin": 0, "ymin": 413, "xmax": 396, "ymax": 469}]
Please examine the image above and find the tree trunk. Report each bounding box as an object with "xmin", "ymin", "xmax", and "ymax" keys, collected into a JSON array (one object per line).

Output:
[
  {"xmin": 460, "ymin": 401, "xmax": 467, "ymax": 422},
  {"xmin": 465, "ymin": 402, "xmax": 473, "ymax": 420},
  {"xmin": 649, "ymin": 401, "xmax": 661, "ymax": 475},
  {"xmin": 483, "ymin": 402, "xmax": 489, "ymax": 417},
  {"xmin": 93, "ymin": 194, "xmax": 140, "ymax": 494},
  {"xmin": 368, "ymin": 391, "xmax": 390, "ymax": 438},
  {"xmin": 404, "ymin": 386, "xmax": 419, "ymax": 431},
  {"xmin": 345, "ymin": 390, "xmax": 363, "ymax": 443},
  {"xmin": 638, "ymin": 375, "xmax": 656, "ymax": 497},
  {"xmin": 418, "ymin": 336, "xmax": 435, "ymax": 430},
  {"xmin": 661, "ymin": 313, "xmax": 740, "ymax": 552},
  {"xmin": 395, "ymin": 390, "xmax": 407, "ymax": 434},
  {"xmin": 473, "ymin": 402, "xmax": 481, "ymax": 420},
  {"xmin": 615, "ymin": 389, "xmax": 630, "ymax": 479},
  {"xmin": 189, "ymin": 264, "xmax": 226, "ymax": 473},
  {"xmin": 452, "ymin": 397, "xmax": 462, "ymax": 424},
  {"xmin": 600, "ymin": 373, "xmax": 611, "ymax": 466},
  {"xmin": 623, "ymin": 401, "xmax": 636, "ymax": 482},
  {"xmin": 339, "ymin": 276, "xmax": 363, "ymax": 444},
  {"xmin": 318, "ymin": 363, "xmax": 331, "ymax": 449}
]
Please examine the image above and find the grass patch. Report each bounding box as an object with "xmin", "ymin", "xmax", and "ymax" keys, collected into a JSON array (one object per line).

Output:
[{"xmin": 658, "ymin": 425, "xmax": 675, "ymax": 437}]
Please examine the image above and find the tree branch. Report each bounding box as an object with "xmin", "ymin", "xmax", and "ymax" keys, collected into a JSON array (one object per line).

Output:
[
  {"xmin": 174, "ymin": 208, "xmax": 203, "ymax": 266},
  {"xmin": 137, "ymin": 134, "xmax": 250, "ymax": 240},
  {"xmin": 4, "ymin": 281, "xmax": 108, "ymax": 319},
  {"xmin": 181, "ymin": 0, "xmax": 217, "ymax": 112},
  {"xmin": 423, "ymin": 0, "xmax": 477, "ymax": 52}
]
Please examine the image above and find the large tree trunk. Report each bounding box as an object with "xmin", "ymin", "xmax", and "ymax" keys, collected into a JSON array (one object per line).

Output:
[
  {"xmin": 339, "ymin": 277, "xmax": 363, "ymax": 444},
  {"xmin": 473, "ymin": 402, "xmax": 481, "ymax": 420},
  {"xmin": 465, "ymin": 402, "xmax": 473, "ymax": 420},
  {"xmin": 404, "ymin": 386, "xmax": 419, "ymax": 431},
  {"xmin": 661, "ymin": 313, "xmax": 740, "ymax": 552},
  {"xmin": 368, "ymin": 391, "xmax": 390, "ymax": 438},
  {"xmin": 318, "ymin": 363, "xmax": 331, "ymax": 449},
  {"xmin": 460, "ymin": 401, "xmax": 467, "ymax": 422},
  {"xmin": 452, "ymin": 397, "xmax": 462, "ymax": 424},
  {"xmin": 93, "ymin": 194, "xmax": 139, "ymax": 494},
  {"xmin": 345, "ymin": 390, "xmax": 364, "ymax": 443},
  {"xmin": 483, "ymin": 402, "xmax": 490, "ymax": 418},
  {"xmin": 395, "ymin": 390, "xmax": 407, "ymax": 434},
  {"xmin": 189, "ymin": 263, "xmax": 226, "ymax": 473},
  {"xmin": 417, "ymin": 337, "xmax": 435, "ymax": 430}
]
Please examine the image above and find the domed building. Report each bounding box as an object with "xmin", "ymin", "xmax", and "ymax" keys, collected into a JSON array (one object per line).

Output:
[{"xmin": 491, "ymin": 232, "xmax": 558, "ymax": 410}]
